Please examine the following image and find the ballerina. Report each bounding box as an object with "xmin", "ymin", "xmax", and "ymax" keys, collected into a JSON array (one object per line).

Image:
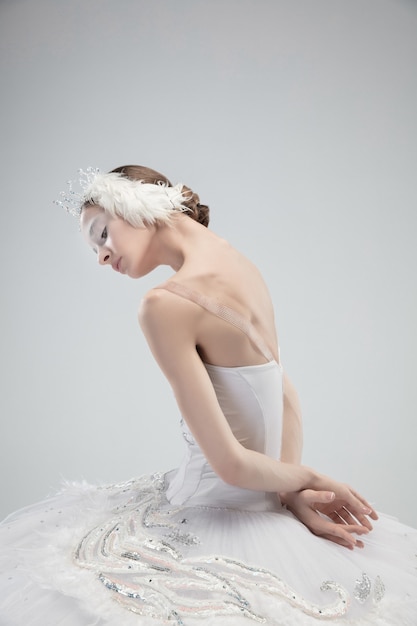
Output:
[{"xmin": 0, "ymin": 164, "xmax": 416, "ymax": 625}]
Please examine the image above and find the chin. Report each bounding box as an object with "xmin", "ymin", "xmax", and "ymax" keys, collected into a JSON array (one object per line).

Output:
[
  {"xmin": 127, "ymin": 268, "xmax": 146, "ymax": 280},
  {"xmin": 126, "ymin": 261, "xmax": 155, "ymax": 280}
]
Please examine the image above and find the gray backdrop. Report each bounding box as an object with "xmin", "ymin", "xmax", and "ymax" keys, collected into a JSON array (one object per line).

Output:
[{"xmin": 1, "ymin": 0, "xmax": 416, "ymax": 526}]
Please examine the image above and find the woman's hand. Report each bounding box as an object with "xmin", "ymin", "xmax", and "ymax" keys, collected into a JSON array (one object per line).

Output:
[{"xmin": 279, "ymin": 487, "xmax": 378, "ymax": 549}]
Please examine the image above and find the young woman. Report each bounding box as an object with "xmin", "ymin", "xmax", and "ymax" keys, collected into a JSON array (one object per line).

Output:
[{"xmin": 0, "ymin": 165, "xmax": 416, "ymax": 625}]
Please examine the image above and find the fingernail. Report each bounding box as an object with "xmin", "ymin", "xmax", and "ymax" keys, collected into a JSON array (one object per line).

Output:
[
  {"xmin": 327, "ymin": 492, "xmax": 335, "ymax": 501},
  {"xmin": 362, "ymin": 507, "xmax": 372, "ymax": 514}
]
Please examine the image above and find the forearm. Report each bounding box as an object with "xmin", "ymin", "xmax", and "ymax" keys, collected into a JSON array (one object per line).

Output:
[
  {"xmin": 228, "ymin": 447, "xmax": 319, "ymax": 493},
  {"xmin": 226, "ymin": 371, "xmax": 316, "ymax": 492}
]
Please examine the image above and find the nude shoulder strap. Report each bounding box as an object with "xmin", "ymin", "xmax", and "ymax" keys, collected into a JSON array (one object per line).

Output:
[{"xmin": 156, "ymin": 281, "xmax": 277, "ymax": 363}]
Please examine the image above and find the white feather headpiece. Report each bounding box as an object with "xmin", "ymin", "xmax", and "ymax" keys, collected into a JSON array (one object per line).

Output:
[{"xmin": 55, "ymin": 167, "xmax": 188, "ymax": 227}]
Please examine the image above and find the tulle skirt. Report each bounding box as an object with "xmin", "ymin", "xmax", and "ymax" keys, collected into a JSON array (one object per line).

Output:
[{"xmin": 1, "ymin": 473, "xmax": 416, "ymax": 625}]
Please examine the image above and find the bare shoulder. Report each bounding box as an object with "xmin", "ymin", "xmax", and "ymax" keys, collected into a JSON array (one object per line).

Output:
[
  {"xmin": 138, "ymin": 288, "xmax": 168, "ymax": 325},
  {"xmin": 138, "ymin": 287, "xmax": 203, "ymax": 382},
  {"xmin": 138, "ymin": 286, "xmax": 200, "ymax": 340}
]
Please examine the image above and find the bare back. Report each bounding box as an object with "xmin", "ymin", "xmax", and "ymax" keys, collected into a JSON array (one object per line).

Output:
[
  {"xmin": 140, "ymin": 218, "xmax": 301, "ymax": 466},
  {"xmin": 165, "ymin": 228, "xmax": 280, "ymax": 368}
]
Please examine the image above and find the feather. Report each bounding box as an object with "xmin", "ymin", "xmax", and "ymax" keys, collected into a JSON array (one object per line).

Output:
[{"xmin": 84, "ymin": 172, "xmax": 187, "ymax": 226}]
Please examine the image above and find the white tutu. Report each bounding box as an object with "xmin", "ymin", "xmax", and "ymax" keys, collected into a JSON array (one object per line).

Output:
[
  {"xmin": 2, "ymin": 283, "xmax": 416, "ymax": 624},
  {"xmin": 1, "ymin": 472, "xmax": 416, "ymax": 626}
]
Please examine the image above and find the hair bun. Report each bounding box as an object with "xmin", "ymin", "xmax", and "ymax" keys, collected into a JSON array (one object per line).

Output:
[
  {"xmin": 109, "ymin": 165, "xmax": 210, "ymax": 227},
  {"xmin": 181, "ymin": 185, "xmax": 210, "ymax": 227}
]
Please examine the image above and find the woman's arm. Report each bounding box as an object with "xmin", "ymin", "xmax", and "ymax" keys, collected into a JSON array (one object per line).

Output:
[
  {"xmin": 278, "ymin": 372, "xmax": 378, "ymax": 549},
  {"xmin": 139, "ymin": 290, "xmax": 316, "ymax": 492},
  {"xmin": 139, "ymin": 290, "xmax": 375, "ymax": 521},
  {"xmin": 280, "ymin": 372, "xmax": 303, "ymax": 464}
]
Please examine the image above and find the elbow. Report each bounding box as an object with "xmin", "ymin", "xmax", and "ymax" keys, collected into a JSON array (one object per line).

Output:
[{"xmin": 214, "ymin": 447, "xmax": 246, "ymax": 487}]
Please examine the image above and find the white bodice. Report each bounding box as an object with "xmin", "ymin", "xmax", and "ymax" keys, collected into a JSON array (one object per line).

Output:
[{"xmin": 166, "ymin": 360, "xmax": 284, "ymax": 511}]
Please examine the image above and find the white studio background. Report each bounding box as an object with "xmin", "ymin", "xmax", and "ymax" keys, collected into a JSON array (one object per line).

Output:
[{"xmin": 0, "ymin": 0, "xmax": 416, "ymax": 526}]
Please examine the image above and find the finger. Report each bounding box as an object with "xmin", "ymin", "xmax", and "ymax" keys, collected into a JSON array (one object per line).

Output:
[
  {"xmin": 327, "ymin": 518, "xmax": 370, "ymax": 536},
  {"xmin": 327, "ymin": 510, "xmax": 369, "ymax": 534},
  {"xmin": 328, "ymin": 508, "xmax": 351, "ymax": 525},
  {"xmin": 301, "ymin": 511, "xmax": 357, "ymax": 548},
  {"xmin": 326, "ymin": 501, "xmax": 375, "ymax": 530},
  {"xmin": 299, "ymin": 490, "xmax": 336, "ymax": 505},
  {"xmin": 334, "ymin": 507, "xmax": 373, "ymax": 530},
  {"xmin": 320, "ymin": 533, "xmax": 365, "ymax": 550},
  {"xmin": 309, "ymin": 516, "xmax": 356, "ymax": 546},
  {"xmin": 339, "ymin": 522, "xmax": 369, "ymax": 536},
  {"xmin": 320, "ymin": 525, "xmax": 357, "ymax": 549},
  {"xmin": 342, "ymin": 508, "xmax": 374, "ymax": 530},
  {"xmin": 320, "ymin": 533, "xmax": 352, "ymax": 549},
  {"xmin": 311, "ymin": 518, "xmax": 368, "ymax": 547},
  {"xmin": 347, "ymin": 489, "xmax": 379, "ymax": 520},
  {"xmin": 327, "ymin": 510, "xmax": 346, "ymax": 524}
]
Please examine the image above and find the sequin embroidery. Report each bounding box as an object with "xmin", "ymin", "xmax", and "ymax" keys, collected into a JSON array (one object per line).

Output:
[{"xmin": 73, "ymin": 473, "xmax": 380, "ymax": 622}]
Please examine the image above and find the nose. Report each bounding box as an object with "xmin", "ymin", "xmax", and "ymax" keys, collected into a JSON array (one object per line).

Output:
[{"xmin": 97, "ymin": 247, "xmax": 111, "ymax": 265}]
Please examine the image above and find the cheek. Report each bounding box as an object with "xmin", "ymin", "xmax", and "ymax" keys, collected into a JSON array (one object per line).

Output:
[
  {"xmin": 108, "ymin": 227, "xmax": 125, "ymax": 249},
  {"xmin": 110, "ymin": 230, "xmax": 134, "ymax": 257}
]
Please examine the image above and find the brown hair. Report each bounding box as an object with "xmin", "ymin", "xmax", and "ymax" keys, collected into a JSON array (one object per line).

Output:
[{"xmin": 110, "ymin": 165, "xmax": 210, "ymax": 227}]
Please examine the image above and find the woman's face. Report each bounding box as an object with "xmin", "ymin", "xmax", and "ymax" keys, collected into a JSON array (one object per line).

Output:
[{"xmin": 80, "ymin": 205, "xmax": 156, "ymax": 278}]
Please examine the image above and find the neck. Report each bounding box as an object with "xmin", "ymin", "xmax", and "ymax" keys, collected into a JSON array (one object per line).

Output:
[{"xmin": 150, "ymin": 213, "xmax": 210, "ymax": 273}]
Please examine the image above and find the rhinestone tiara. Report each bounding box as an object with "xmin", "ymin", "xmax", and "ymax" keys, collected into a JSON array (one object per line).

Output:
[{"xmin": 54, "ymin": 167, "xmax": 100, "ymax": 218}]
